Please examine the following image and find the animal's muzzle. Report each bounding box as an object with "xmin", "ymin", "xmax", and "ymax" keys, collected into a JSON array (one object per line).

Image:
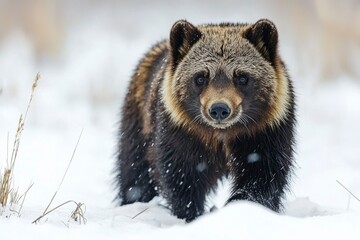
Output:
[{"xmin": 209, "ymin": 103, "xmax": 231, "ymax": 121}]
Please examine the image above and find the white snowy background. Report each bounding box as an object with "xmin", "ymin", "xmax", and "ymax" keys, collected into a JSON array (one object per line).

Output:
[{"xmin": 1, "ymin": 0, "xmax": 360, "ymax": 239}]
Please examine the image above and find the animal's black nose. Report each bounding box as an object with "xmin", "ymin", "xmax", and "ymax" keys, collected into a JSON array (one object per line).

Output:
[{"xmin": 209, "ymin": 103, "xmax": 231, "ymax": 121}]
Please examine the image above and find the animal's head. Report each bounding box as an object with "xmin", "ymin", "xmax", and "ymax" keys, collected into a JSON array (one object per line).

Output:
[{"xmin": 162, "ymin": 19, "xmax": 290, "ymax": 133}]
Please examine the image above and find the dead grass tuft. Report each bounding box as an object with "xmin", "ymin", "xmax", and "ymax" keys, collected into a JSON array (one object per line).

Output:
[
  {"xmin": 32, "ymin": 200, "xmax": 87, "ymax": 224},
  {"xmin": 2, "ymin": 73, "xmax": 87, "ymax": 223},
  {"xmin": 70, "ymin": 201, "xmax": 87, "ymax": 224},
  {"xmin": 0, "ymin": 73, "xmax": 39, "ymax": 214}
]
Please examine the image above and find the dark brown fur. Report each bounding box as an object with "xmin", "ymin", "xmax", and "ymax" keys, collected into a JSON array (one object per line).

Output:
[{"xmin": 115, "ymin": 19, "xmax": 296, "ymax": 222}]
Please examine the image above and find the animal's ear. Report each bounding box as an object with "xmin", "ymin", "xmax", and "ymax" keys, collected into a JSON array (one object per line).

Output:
[
  {"xmin": 169, "ymin": 20, "xmax": 202, "ymax": 67},
  {"xmin": 243, "ymin": 19, "xmax": 279, "ymax": 65}
]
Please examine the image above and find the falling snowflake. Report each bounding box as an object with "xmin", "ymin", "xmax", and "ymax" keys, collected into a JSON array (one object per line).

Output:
[
  {"xmin": 247, "ymin": 153, "xmax": 261, "ymax": 163},
  {"xmin": 126, "ymin": 187, "xmax": 142, "ymax": 202},
  {"xmin": 196, "ymin": 162, "xmax": 207, "ymax": 172}
]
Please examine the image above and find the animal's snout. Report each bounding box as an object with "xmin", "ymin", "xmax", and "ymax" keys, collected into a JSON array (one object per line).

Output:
[{"xmin": 209, "ymin": 103, "xmax": 231, "ymax": 121}]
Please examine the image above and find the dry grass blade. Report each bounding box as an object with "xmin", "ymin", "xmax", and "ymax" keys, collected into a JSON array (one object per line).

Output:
[
  {"xmin": 6, "ymin": 132, "xmax": 9, "ymax": 167},
  {"xmin": 17, "ymin": 182, "xmax": 34, "ymax": 216},
  {"xmin": 336, "ymin": 180, "xmax": 360, "ymax": 202},
  {"xmin": 32, "ymin": 129, "xmax": 84, "ymax": 224},
  {"xmin": 24, "ymin": 72, "xmax": 40, "ymax": 122},
  {"xmin": 131, "ymin": 207, "xmax": 149, "ymax": 219},
  {"xmin": 10, "ymin": 187, "xmax": 21, "ymax": 205}
]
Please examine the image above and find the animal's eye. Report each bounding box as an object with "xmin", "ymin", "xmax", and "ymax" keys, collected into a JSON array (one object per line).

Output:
[
  {"xmin": 235, "ymin": 74, "xmax": 249, "ymax": 86},
  {"xmin": 195, "ymin": 75, "xmax": 207, "ymax": 87}
]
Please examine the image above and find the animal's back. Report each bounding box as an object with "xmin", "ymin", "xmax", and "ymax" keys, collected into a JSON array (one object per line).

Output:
[{"xmin": 125, "ymin": 41, "xmax": 168, "ymax": 134}]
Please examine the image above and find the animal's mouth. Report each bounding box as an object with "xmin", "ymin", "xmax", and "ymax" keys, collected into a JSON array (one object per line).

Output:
[
  {"xmin": 209, "ymin": 121, "xmax": 234, "ymax": 129},
  {"xmin": 211, "ymin": 122, "xmax": 232, "ymax": 129}
]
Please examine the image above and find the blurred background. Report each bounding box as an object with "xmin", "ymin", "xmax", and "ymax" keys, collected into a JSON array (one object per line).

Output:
[{"xmin": 0, "ymin": 0, "xmax": 359, "ymax": 211}]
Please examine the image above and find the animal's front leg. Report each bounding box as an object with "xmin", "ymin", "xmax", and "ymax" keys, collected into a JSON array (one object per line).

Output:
[
  {"xmin": 227, "ymin": 132, "xmax": 294, "ymax": 212},
  {"xmin": 155, "ymin": 128, "xmax": 220, "ymax": 222}
]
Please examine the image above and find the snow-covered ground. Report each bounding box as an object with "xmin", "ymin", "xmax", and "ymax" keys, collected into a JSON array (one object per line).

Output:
[{"xmin": 1, "ymin": 1, "xmax": 360, "ymax": 239}]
